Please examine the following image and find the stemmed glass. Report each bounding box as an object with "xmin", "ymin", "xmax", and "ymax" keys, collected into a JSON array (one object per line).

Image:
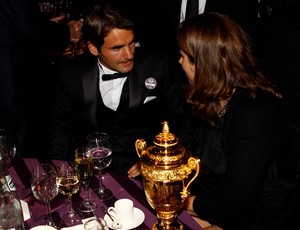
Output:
[
  {"xmin": 87, "ymin": 132, "xmax": 113, "ymax": 201},
  {"xmin": 0, "ymin": 129, "xmax": 17, "ymax": 191},
  {"xmin": 74, "ymin": 147, "xmax": 97, "ymax": 212},
  {"xmin": 57, "ymin": 162, "xmax": 82, "ymax": 226},
  {"xmin": 0, "ymin": 129, "xmax": 16, "ymax": 168},
  {"xmin": 31, "ymin": 164, "xmax": 59, "ymax": 228}
]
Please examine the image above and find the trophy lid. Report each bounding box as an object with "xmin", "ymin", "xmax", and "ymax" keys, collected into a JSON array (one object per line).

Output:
[
  {"xmin": 140, "ymin": 121, "xmax": 190, "ymax": 167},
  {"xmin": 153, "ymin": 121, "xmax": 178, "ymax": 147}
]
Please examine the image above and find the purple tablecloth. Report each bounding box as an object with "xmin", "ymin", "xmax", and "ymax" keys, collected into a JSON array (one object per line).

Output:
[{"xmin": 9, "ymin": 158, "xmax": 202, "ymax": 229}]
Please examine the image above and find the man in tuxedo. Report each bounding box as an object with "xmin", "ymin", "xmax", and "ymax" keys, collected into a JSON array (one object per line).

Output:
[
  {"xmin": 139, "ymin": 0, "xmax": 258, "ymax": 57},
  {"xmin": 0, "ymin": 0, "xmax": 82, "ymax": 157},
  {"xmin": 47, "ymin": 3, "xmax": 192, "ymax": 177}
]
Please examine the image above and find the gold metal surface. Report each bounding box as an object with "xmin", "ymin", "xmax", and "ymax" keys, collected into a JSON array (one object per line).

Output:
[{"xmin": 136, "ymin": 121, "xmax": 200, "ymax": 230}]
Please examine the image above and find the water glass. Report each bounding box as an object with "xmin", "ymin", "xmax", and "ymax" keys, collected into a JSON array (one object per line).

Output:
[
  {"xmin": 31, "ymin": 164, "xmax": 59, "ymax": 227},
  {"xmin": 87, "ymin": 132, "xmax": 113, "ymax": 201}
]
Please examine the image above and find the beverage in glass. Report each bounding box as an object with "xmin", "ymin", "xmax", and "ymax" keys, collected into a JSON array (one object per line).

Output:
[
  {"xmin": 57, "ymin": 162, "xmax": 81, "ymax": 226},
  {"xmin": 87, "ymin": 132, "xmax": 113, "ymax": 200},
  {"xmin": 74, "ymin": 147, "xmax": 97, "ymax": 212}
]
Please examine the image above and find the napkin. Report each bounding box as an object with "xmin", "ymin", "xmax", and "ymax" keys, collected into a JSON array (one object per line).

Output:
[
  {"xmin": 60, "ymin": 224, "xmax": 84, "ymax": 230},
  {"xmin": 21, "ymin": 200, "xmax": 30, "ymax": 221},
  {"xmin": 60, "ymin": 218, "xmax": 98, "ymax": 230}
]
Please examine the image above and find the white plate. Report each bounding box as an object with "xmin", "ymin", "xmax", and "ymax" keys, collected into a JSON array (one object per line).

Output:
[
  {"xmin": 61, "ymin": 224, "xmax": 84, "ymax": 230},
  {"xmin": 104, "ymin": 207, "xmax": 145, "ymax": 230},
  {"xmin": 30, "ymin": 226, "xmax": 56, "ymax": 230}
]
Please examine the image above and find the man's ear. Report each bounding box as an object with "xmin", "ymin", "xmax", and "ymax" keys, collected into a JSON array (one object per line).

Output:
[{"xmin": 87, "ymin": 42, "xmax": 99, "ymax": 56}]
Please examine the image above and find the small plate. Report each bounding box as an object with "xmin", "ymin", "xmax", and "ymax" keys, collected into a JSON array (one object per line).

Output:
[
  {"xmin": 30, "ymin": 226, "xmax": 56, "ymax": 230},
  {"xmin": 104, "ymin": 207, "xmax": 145, "ymax": 230},
  {"xmin": 61, "ymin": 224, "xmax": 84, "ymax": 230}
]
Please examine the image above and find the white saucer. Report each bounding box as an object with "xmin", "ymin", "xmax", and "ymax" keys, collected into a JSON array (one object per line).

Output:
[
  {"xmin": 30, "ymin": 226, "xmax": 56, "ymax": 230},
  {"xmin": 104, "ymin": 207, "xmax": 145, "ymax": 230}
]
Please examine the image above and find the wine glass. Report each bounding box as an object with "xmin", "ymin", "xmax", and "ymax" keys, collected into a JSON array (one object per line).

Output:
[
  {"xmin": 74, "ymin": 147, "xmax": 97, "ymax": 212},
  {"xmin": 0, "ymin": 129, "xmax": 16, "ymax": 168},
  {"xmin": 0, "ymin": 129, "xmax": 17, "ymax": 191},
  {"xmin": 87, "ymin": 132, "xmax": 113, "ymax": 201},
  {"xmin": 57, "ymin": 162, "xmax": 82, "ymax": 226},
  {"xmin": 31, "ymin": 164, "xmax": 59, "ymax": 228}
]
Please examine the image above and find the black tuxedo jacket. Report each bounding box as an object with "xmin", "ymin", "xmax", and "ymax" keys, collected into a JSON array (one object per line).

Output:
[
  {"xmin": 48, "ymin": 48, "xmax": 193, "ymax": 172},
  {"xmin": 140, "ymin": 0, "xmax": 258, "ymax": 54}
]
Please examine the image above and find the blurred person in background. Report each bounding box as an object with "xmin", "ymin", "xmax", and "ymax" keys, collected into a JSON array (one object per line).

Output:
[
  {"xmin": 138, "ymin": 0, "xmax": 258, "ymax": 59},
  {"xmin": 0, "ymin": 0, "xmax": 82, "ymax": 158}
]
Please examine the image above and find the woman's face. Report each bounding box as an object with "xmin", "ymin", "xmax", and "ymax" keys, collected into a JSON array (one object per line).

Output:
[{"xmin": 179, "ymin": 50, "xmax": 195, "ymax": 83}]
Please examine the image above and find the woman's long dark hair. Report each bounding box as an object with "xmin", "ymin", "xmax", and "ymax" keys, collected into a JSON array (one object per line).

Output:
[{"xmin": 177, "ymin": 12, "xmax": 281, "ymax": 127}]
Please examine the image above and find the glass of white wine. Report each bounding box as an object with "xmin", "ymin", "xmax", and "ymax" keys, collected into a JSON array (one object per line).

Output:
[
  {"xmin": 74, "ymin": 147, "xmax": 97, "ymax": 212},
  {"xmin": 57, "ymin": 162, "xmax": 81, "ymax": 226}
]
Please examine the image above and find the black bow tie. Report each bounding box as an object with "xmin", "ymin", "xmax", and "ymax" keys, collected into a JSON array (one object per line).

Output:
[{"xmin": 102, "ymin": 73, "xmax": 127, "ymax": 81}]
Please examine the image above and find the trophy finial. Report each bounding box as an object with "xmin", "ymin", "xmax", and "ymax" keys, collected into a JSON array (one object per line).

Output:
[{"xmin": 162, "ymin": 121, "xmax": 169, "ymax": 139}]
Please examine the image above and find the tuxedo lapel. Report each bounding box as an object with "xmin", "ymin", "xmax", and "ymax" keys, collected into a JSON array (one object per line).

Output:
[
  {"xmin": 128, "ymin": 64, "xmax": 144, "ymax": 108},
  {"xmin": 82, "ymin": 60, "xmax": 99, "ymax": 127}
]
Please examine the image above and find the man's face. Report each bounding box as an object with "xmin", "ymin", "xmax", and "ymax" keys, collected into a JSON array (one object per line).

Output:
[{"xmin": 98, "ymin": 28, "xmax": 135, "ymax": 73}]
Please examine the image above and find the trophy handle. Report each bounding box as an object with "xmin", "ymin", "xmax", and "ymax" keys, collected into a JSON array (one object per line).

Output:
[
  {"xmin": 181, "ymin": 157, "xmax": 201, "ymax": 200},
  {"xmin": 135, "ymin": 139, "xmax": 147, "ymax": 158}
]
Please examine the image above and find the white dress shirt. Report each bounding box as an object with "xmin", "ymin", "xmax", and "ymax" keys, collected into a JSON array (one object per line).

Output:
[
  {"xmin": 180, "ymin": 0, "xmax": 207, "ymax": 22},
  {"xmin": 98, "ymin": 62, "xmax": 127, "ymax": 111}
]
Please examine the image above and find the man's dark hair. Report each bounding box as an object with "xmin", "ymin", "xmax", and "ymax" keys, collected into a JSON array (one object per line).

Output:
[{"xmin": 82, "ymin": 3, "xmax": 135, "ymax": 50}]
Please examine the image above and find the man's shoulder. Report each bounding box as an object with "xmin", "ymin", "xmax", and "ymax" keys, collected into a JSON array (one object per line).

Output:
[{"xmin": 61, "ymin": 51, "xmax": 97, "ymax": 69}]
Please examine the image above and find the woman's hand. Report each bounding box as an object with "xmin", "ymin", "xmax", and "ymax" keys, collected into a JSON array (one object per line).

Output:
[
  {"xmin": 127, "ymin": 161, "xmax": 141, "ymax": 178},
  {"xmin": 185, "ymin": 196, "xmax": 221, "ymax": 229}
]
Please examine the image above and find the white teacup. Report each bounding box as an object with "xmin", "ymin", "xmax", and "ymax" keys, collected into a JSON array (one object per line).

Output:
[{"xmin": 107, "ymin": 198, "xmax": 134, "ymax": 227}]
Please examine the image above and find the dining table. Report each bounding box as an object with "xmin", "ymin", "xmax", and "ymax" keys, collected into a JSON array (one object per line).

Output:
[{"xmin": 9, "ymin": 158, "xmax": 202, "ymax": 230}]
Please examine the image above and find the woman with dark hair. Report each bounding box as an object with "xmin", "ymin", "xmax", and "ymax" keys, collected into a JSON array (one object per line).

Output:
[{"xmin": 177, "ymin": 12, "xmax": 297, "ymax": 230}]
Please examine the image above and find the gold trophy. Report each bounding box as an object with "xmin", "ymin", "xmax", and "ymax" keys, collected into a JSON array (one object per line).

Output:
[{"xmin": 136, "ymin": 121, "xmax": 200, "ymax": 230}]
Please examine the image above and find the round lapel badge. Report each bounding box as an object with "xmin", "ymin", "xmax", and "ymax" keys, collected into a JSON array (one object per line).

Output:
[{"xmin": 145, "ymin": 77, "xmax": 157, "ymax": 89}]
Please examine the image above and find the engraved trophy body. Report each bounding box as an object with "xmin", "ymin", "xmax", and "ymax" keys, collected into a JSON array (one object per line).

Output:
[{"xmin": 136, "ymin": 121, "xmax": 200, "ymax": 230}]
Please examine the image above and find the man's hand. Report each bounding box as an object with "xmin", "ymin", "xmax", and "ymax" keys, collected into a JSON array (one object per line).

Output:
[
  {"xmin": 68, "ymin": 20, "xmax": 83, "ymax": 42},
  {"xmin": 50, "ymin": 15, "xmax": 65, "ymax": 23}
]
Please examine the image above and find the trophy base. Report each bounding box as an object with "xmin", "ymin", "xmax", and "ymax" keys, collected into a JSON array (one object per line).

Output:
[{"xmin": 152, "ymin": 219, "xmax": 184, "ymax": 230}]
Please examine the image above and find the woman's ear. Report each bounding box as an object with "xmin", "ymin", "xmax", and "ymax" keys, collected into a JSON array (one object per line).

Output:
[{"xmin": 87, "ymin": 42, "xmax": 99, "ymax": 56}]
